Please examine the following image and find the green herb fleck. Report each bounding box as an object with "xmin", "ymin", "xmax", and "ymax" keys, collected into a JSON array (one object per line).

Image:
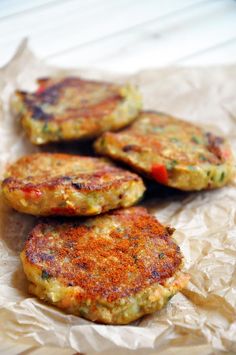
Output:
[
  {"xmin": 199, "ymin": 154, "xmax": 207, "ymax": 161},
  {"xmin": 220, "ymin": 172, "xmax": 225, "ymax": 181},
  {"xmin": 42, "ymin": 123, "xmax": 50, "ymax": 133},
  {"xmin": 191, "ymin": 136, "xmax": 201, "ymax": 144},
  {"xmin": 159, "ymin": 252, "xmax": 165, "ymax": 259},
  {"xmin": 152, "ymin": 126, "xmax": 163, "ymax": 133},
  {"xmin": 188, "ymin": 165, "xmax": 197, "ymax": 171},
  {"xmin": 166, "ymin": 160, "xmax": 178, "ymax": 171},
  {"xmin": 41, "ymin": 270, "xmax": 51, "ymax": 280},
  {"xmin": 79, "ymin": 307, "xmax": 88, "ymax": 317},
  {"xmin": 170, "ymin": 137, "xmax": 179, "ymax": 143},
  {"xmin": 167, "ymin": 295, "xmax": 173, "ymax": 301}
]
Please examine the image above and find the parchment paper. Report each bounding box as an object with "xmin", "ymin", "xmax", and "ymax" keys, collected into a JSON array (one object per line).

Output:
[{"xmin": 0, "ymin": 41, "xmax": 236, "ymax": 355}]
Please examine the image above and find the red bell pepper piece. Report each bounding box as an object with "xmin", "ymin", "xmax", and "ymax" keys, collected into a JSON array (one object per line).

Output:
[
  {"xmin": 151, "ymin": 164, "xmax": 168, "ymax": 185},
  {"xmin": 22, "ymin": 186, "xmax": 42, "ymax": 199},
  {"xmin": 222, "ymin": 149, "xmax": 231, "ymax": 160},
  {"xmin": 36, "ymin": 85, "xmax": 46, "ymax": 94}
]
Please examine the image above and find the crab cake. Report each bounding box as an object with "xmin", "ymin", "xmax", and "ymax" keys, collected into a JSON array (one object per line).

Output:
[
  {"xmin": 95, "ymin": 111, "xmax": 235, "ymax": 191},
  {"xmin": 11, "ymin": 77, "xmax": 142, "ymax": 145},
  {"xmin": 21, "ymin": 207, "xmax": 189, "ymax": 324},
  {"xmin": 2, "ymin": 153, "xmax": 145, "ymax": 216}
]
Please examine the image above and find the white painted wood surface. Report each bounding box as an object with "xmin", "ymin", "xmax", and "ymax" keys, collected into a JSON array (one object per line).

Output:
[{"xmin": 0, "ymin": 0, "xmax": 236, "ymax": 72}]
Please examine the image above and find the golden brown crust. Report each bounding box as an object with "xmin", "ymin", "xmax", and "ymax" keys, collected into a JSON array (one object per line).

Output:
[
  {"xmin": 94, "ymin": 111, "xmax": 235, "ymax": 191},
  {"xmin": 2, "ymin": 153, "xmax": 145, "ymax": 216},
  {"xmin": 3, "ymin": 153, "xmax": 139, "ymax": 192},
  {"xmin": 23, "ymin": 207, "xmax": 183, "ymax": 302},
  {"xmin": 16, "ymin": 77, "xmax": 122, "ymax": 122},
  {"xmin": 12, "ymin": 77, "xmax": 142, "ymax": 144}
]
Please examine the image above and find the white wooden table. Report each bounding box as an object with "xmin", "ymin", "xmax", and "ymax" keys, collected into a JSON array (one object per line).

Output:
[{"xmin": 0, "ymin": 0, "xmax": 236, "ymax": 72}]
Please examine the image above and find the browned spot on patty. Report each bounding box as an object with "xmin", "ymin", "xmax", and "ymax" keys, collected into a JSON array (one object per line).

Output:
[
  {"xmin": 24, "ymin": 207, "xmax": 183, "ymax": 302},
  {"xmin": 2, "ymin": 153, "xmax": 141, "ymax": 193},
  {"xmin": 94, "ymin": 110, "xmax": 234, "ymax": 190},
  {"xmin": 16, "ymin": 77, "xmax": 123, "ymax": 122}
]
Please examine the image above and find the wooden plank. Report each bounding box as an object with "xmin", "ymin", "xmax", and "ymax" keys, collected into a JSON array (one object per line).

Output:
[
  {"xmin": 0, "ymin": 0, "xmax": 59, "ymax": 18},
  {"xmin": 179, "ymin": 38, "xmax": 236, "ymax": 65},
  {"xmin": 45, "ymin": 0, "xmax": 236, "ymax": 72},
  {"xmin": 0, "ymin": 0, "xmax": 208, "ymax": 65},
  {"xmin": 0, "ymin": 0, "xmax": 235, "ymax": 69}
]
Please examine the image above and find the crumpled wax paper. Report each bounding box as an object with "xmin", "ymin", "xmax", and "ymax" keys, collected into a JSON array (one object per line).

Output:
[{"xmin": 0, "ymin": 41, "xmax": 236, "ymax": 355}]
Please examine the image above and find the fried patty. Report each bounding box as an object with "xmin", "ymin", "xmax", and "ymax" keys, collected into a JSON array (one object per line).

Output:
[
  {"xmin": 95, "ymin": 111, "xmax": 235, "ymax": 191},
  {"xmin": 21, "ymin": 207, "xmax": 189, "ymax": 324},
  {"xmin": 11, "ymin": 77, "xmax": 142, "ymax": 145},
  {"xmin": 2, "ymin": 153, "xmax": 145, "ymax": 216}
]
